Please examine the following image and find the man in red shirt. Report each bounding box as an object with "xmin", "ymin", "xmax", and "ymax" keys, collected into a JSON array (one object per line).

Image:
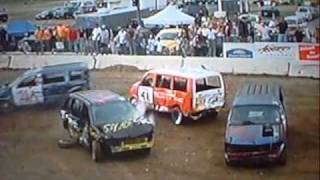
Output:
[{"xmin": 68, "ymin": 27, "xmax": 79, "ymax": 53}]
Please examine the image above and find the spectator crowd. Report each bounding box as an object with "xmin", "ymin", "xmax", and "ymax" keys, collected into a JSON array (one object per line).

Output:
[{"xmin": 0, "ymin": 4, "xmax": 319, "ymax": 56}]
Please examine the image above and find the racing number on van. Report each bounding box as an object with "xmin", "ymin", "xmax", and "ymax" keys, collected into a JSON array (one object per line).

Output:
[
  {"xmin": 138, "ymin": 86, "xmax": 153, "ymax": 104},
  {"xmin": 12, "ymin": 86, "xmax": 44, "ymax": 106}
]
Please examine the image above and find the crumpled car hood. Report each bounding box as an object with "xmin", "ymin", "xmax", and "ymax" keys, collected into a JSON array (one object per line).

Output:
[{"xmin": 226, "ymin": 124, "xmax": 281, "ymax": 145}]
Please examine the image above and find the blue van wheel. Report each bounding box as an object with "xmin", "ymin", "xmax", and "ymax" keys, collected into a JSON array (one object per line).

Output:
[{"xmin": 0, "ymin": 101, "xmax": 14, "ymax": 113}]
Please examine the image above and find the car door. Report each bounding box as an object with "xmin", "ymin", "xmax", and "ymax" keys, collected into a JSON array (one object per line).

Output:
[
  {"xmin": 12, "ymin": 74, "xmax": 44, "ymax": 106},
  {"xmin": 68, "ymin": 70, "xmax": 89, "ymax": 92},
  {"xmin": 172, "ymin": 76, "xmax": 191, "ymax": 112},
  {"xmin": 137, "ymin": 73, "xmax": 154, "ymax": 107},
  {"xmin": 42, "ymin": 72, "xmax": 67, "ymax": 103},
  {"xmin": 153, "ymin": 74, "xmax": 174, "ymax": 111},
  {"xmin": 67, "ymin": 98, "xmax": 84, "ymax": 139}
]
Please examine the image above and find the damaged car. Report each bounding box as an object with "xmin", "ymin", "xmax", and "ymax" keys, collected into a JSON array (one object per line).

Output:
[
  {"xmin": 129, "ymin": 68, "xmax": 225, "ymax": 125},
  {"xmin": 60, "ymin": 90, "xmax": 155, "ymax": 162},
  {"xmin": 224, "ymin": 83, "xmax": 288, "ymax": 166},
  {"xmin": 0, "ymin": 62, "xmax": 89, "ymax": 112}
]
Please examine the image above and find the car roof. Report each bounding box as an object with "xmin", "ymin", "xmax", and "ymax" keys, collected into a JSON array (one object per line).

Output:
[
  {"xmin": 285, "ymin": 15, "xmax": 302, "ymax": 20},
  {"xmin": 72, "ymin": 90, "xmax": 124, "ymax": 106},
  {"xmin": 233, "ymin": 83, "xmax": 282, "ymax": 106},
  {"xmin": 148, "ymin": 68, "xmax": 222, "ymax": 79},
  {"xmin": 34, "ymin": 62, "xmax": 88, "ymax": 74},
  {"xmin": 159, "ymin": 28, "xmax": 183, "ymax": 33}
]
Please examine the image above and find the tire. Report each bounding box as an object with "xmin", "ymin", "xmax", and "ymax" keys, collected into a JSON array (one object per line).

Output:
[
  {"xmin": 68, "ymin": 125, "xmax": 79, "ymax": 140},
  {"xmin": 171, "ymin": 107, "xmax": 183, "ymax": 125},
  {"xmin": 0, "ymin": 101, "xmax": 14, "ymax": 113},
  {"xmin": 91, "ymin": 140, "xmax": 103, "ymax": 162},
  {"xmin": 225, "ymin": 158, "xmax": 235, "ymax": 166}
]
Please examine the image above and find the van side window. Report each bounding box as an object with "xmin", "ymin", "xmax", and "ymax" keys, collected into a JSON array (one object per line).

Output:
[
  {"xmin": 195, "ymin": 78, "xmax": 206, "ymax": 92},
  {"xmin": 70, "ymin": 71, "xmax": 83, "ymax": 81},
  {"xmin": 173, "ymin": 77, "xmax": 187, "ymax": 92},
  {"xmin": 156, "ymin": 75, "xmax": 171, "ymax": 89},
  {"xmin": 141, "ymin": 74, "xmax": 153, "ymax": 87},
  {"xmin": 18, "ymin": 76, "xmax": 36, "ymax": 88},
  {"xmin": 43, "ymin": 74, "xmax": 65, "ymax": 84}
]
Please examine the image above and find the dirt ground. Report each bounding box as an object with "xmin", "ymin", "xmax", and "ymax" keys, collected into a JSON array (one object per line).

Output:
[{"xmin": 0, "ymin": 67, "xmax": 319, "ymax": 180}]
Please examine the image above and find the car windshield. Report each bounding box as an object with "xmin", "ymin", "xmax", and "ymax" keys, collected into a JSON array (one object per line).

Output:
[
  {"xmin": 299, "ymin": 8, "xmax": 308, "ymax": 12},
  {"xmin": 159, "ymin": 32, "xmax": 178, "ymax": 40},
  {"xmin": 286, "ymin": 19, "xmax": 296, "ymax": 25},
  {"xmin": 93, "ymin": 100, "xmax": 139, "ymax": 125},
  {"xmin": 230, "ymin": 105, "xmax": 280, "ymax": 125}
]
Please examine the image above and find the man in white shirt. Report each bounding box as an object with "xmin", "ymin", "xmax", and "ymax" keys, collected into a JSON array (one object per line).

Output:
[
  {"xmin": 115, "ymin": 27, "xmax": 128, "ymax": 54},
  {"xmin": 91, "ymin": 24, "xmax": 101, "ymax": 54},
  {"xmin": 207, "ymin": 26, "xmax": 217, "ymax": 57},
  {"xmin": 100, "ymin": 25, "xmax": 110, "ymax": 55}
]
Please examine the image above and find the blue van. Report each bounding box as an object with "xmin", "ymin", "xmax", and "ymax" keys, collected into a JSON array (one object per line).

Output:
[{"xmin": 0, "ymin": 62, "xmax": 90, "ymax": 112}]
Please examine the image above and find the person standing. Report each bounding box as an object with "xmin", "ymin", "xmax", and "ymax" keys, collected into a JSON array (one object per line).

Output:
[
  {"xmin": 35, "ymin": 27, "xmax": 44, "ymax": 55},
  {"xmin": 99, "ymin": 25, "xmax": 110, "ymax": 55},
  {"xmin": 295, "ymin": 28, "xmax": 304, "ymax": 42},
  {"xmin": 91, "ymin": 24, "xmax": 101, "ymax": 54},
  {"xmin": 207, "ymin": 26, "xmax": 217, "ymax": 57},
  {"xmin": 115, "ymin": 27, "xmax": 128, "ymax": 55},
  {"xmin": 277, "ymin": 17, "xmax": 288, "ymax": 42},
  {"xmin": 43, "ymin": 27, "xmax": 52, "ymax": 52},
  {"xmin": 69, "ymin": 27, "xmax": 79, "ymax": 53},
  {"xmin": 79, "ymin": 28, "xmax": 85, "ymax": 54},
  {"xmin": 0, "ymin": 26, "xmax": 8, "ymax": 53},
  {"xmin": 127, "ymin": 24, "xmax": 135, "ymax": 55},
  {"xmin": 147, "ymin": 34, "xmax": 156, "ymax": 55}
]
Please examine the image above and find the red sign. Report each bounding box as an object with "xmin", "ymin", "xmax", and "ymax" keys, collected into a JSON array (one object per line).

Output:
[{"xmin": 299, "ymin": 44, "xmax": 320, "ymax": 61}]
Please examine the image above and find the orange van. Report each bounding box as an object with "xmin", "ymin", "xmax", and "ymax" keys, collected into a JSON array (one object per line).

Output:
[{"xmin": 129, "ymin": 68, "xmax": 225, "ymax": 125}]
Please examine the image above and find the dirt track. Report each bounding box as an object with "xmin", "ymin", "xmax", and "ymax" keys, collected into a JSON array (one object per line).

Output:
[{"xmin": 0, "ymin": 68, "xmax": 319, "ymax": 180}]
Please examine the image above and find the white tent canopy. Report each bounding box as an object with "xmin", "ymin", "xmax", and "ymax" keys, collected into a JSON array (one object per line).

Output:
[{"xmin": 143, "ymin": 5, "xmax": 195, "ymax": 26}]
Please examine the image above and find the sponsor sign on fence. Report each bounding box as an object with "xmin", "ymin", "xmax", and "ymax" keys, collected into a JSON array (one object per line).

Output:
[
  {"xmin": 299, "ymin": 44, "xmax": 320, "ymax": 61},
  {"xmin": 254, "ymin": 43, "xmax": 298, "ymax": 61},
  {"xmin": 223, "ymin": 43, "xmax": 254, "ymax": 58}
]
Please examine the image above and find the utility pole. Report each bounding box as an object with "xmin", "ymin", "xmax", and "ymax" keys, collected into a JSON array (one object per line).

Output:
[{"xmin": 133, "ymin": 0, "xmax": 142, "ymax": 26}]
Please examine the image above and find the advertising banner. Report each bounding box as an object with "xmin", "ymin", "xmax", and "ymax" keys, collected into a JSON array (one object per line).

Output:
[
  {"xmin": 299, "ymin": 44, "xmax": 320, "ymax": 61},
  {"xmin": 223, "ymin": 43, "xmax": 254, "ymax": 58},
  {"xmin": 255, "ymin": 43, "xmax": 298, "ymax": 61}
]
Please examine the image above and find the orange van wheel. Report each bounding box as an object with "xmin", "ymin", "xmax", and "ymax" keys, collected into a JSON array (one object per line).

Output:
[{"xmin": 171, "ymin": 107, "xmax": 183, "ymax": 125}]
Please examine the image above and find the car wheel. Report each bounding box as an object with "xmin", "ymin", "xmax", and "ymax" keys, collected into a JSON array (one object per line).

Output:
[
  {"xmin": 0, "ymin": 101, "xmax": 14, "ymax": 113},
  {"xmin": 278, "ymin": 147, "xmax": 287, "ymax": 165},
  {"xmin": 68, "ymin": 125, "xmax": 78, "ymax": 140},
  {"xmin": 91, "ymin": 140, "xmax": 103, "ymax": 162},
  {"xmin": 171, "ymin": 107, "xmax": 183, "ymax": 125},
  {"xmin": 225, "ymin": 158, "xmax": 235, "ymax": 166}
]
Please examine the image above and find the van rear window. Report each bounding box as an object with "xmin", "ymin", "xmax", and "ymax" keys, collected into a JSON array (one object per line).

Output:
[{"xmin": 196, "ymin": 76, "xmax": 221, "ymax": 92}]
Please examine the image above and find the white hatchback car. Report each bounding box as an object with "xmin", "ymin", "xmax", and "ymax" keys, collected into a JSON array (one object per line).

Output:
[{"xmin": 285, "ymin": 15, "xmax": 307, "ymax": 29}]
